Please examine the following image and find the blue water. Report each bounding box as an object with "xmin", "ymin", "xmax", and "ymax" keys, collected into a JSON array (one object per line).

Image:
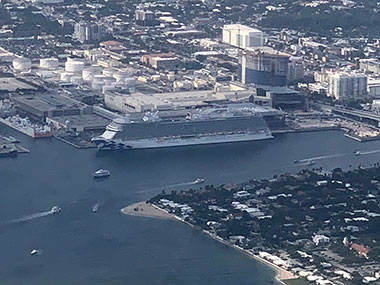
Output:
[{"xmin": 1, "ymin": 126, "xmax": 380, "ymax": 284}]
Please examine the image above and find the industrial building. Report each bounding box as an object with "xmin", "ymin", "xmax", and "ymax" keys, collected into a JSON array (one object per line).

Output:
[
  {"xmin": 255, "ymin": 86, "xmax": 305, "ymax": 110},
  {"xmin": 11, "ymin": 93, "xmax": 92, "ymax": 122},
  {"xmin": 73, "ymin": 22, "xmax": 103, "ymax": 44},
  {"xmin": 46, "ymin": 114, "xmax": 109, "ymax": 132},
  {"xmin": 327, "ymin": 72, "xmax": 367, "ymax": 101},
  {"xmin": 359, "ymin": 59, "xmax": 380, "ymax": 74},
  {"xmin": 140, "ymin": 53, "xmax": 180, "ymax": 70},
  {"xmin": 238, "ymin": 47, "xmax": 290, "ymax": 86},
  {"xmin": 104, "ymin": 87, "xmax": 264, "ymax": 113},
  {"xmin": 222, "ymin": 24, "xmax": 264, "ymax": 49}
]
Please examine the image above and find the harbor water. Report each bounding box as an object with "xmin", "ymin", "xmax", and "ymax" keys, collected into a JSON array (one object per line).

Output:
[{"xmin": 1, "ymin": 125, "xmax": 380, "ymax": 284}]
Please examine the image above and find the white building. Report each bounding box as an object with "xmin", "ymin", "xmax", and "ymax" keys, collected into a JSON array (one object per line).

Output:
[
  {"xmin": 222, "ymin": 24, "xmax": 264, "ymax": 49},
  {"xmin": 312, "ymin": 234, "xmax": 330, "ymax": 246},
  {"xmin": 327, "ymin": 72, "xmax": 367, "ymax": 101}
]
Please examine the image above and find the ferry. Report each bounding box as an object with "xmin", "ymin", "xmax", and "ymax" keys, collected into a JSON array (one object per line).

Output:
[{"xmin": 93, "ymin": 169, "xmax": 111, "ymax": 178}]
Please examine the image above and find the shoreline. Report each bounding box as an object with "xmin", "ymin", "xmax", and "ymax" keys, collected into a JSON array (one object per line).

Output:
[{"xmin": 121, "ymin": 201, "xmax": 296, "ymax": 283}]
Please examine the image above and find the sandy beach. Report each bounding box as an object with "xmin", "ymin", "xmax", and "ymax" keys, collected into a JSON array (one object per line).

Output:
[
  {"xmin": 121, "ymin": 202, "xmax": 176, "ymax": 220},
  {"xmin": 121, "ymin": 201, "xmax": 296, "ymax": 283}
]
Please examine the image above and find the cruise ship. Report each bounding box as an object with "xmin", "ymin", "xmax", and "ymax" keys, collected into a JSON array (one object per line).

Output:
[{"xmin": 92, "ymin": 103, "xmax": 281, "ymax": 150}]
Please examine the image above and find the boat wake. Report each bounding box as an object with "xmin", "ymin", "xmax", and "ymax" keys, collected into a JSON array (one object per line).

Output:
[
  {"xmin": 168, "ymin": 180, "xmax": 202, "ymax": 187},
  {"xmin": 356, "ymin": 149, "xmax": 380, "ymax": 155},
  {"xmin": 135, "ymin": 179, "xmax": 204, "ymax": 195},
  {"xmin": 298, "ymin": 153, "xmax": 346, "ymax": 162},
  {"xmin": 4, "ymin": 208, "xmax": 58, "ymax": 225}
]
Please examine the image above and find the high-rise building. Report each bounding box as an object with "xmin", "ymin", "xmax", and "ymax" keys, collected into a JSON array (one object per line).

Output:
[
  {"xmin": 238, "ymin": 47, "xmax": 290, "ymax": 86},
  {"xmin": 287, "ymin": 57, "xmax": 305, "ymax": 82},
  {"xmin": 135, "ymin": 10, "xmax": 155, "ymax": 26},
  {"xmin": 73, "ymin": 22, "xmax": 103, "ymax": 44},
  {"xmin": 222, "ymin": 24, "xmax": 264, "ymax": 49},
  {"xmin": 327, "ymin": 72, "xmax": 367, "ymax": 100}
]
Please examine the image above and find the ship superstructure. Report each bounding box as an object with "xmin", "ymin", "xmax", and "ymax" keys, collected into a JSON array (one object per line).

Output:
[{"xmin": 92, "ymin": 103, "xmax": 280, "ymax": 150}]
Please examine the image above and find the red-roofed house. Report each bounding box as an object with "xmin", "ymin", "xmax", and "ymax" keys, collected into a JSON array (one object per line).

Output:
[{"xmin": 350, "ymin": 243, "xmax": 369, "ymax": 259}]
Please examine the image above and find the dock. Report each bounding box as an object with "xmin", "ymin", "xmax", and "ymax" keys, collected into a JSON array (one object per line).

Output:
[{"xmin": 0, "ymin": 134, "xmax": 30, "ymax": 155}]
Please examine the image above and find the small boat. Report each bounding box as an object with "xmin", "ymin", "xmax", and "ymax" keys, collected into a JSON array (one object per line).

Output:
[
  {"xmin": 353, "ymin": 151, "xmax": 361, "ymax": 156},
  {"xmin": 294, "ymin": 160, "xmax": 300, "ymax": 164},
  {"xmin": 93, "ymin": 169, "xmax": 111, "ymax": 178},
  {"xmin": 51, "ymin": 206, "xmax": 61, "ymax": 214},
  {"xmin": 194, "ymin": 178, "xmax": 205, "ymax": 184},
  {"xmin": 30, "ymin": 249, "xmax": 42, "ymax": 256},
  {"xmin": 306, "ymin": 160, "xmax": 316, "ymax": 166},
  {"xmin": 92, "ymin": 203, "xmax": 100, "ymax": 213}
]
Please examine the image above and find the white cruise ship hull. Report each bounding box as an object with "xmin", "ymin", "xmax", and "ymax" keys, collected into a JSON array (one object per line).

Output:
[{"xmin": 95, "ymin": 131, "xmax": 273, "ymax": 150}]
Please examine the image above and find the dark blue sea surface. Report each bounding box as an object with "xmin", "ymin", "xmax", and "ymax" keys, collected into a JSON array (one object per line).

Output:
[{"xmin": 1, "ymin": 125, "xmax": 380, "ymax": 284}]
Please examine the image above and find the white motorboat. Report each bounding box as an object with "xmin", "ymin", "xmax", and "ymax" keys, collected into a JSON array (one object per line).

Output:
[
  {"xmin": 92, "ymin": 203, "xmax": 100, "ymax": 213},
  {"xmin": 194, "ymin": 178, "xmax": 205, "ymax": 184},
  {"xmin": 30, "ymin": 249, "xmax": 42, "ymax": 256},
  {"xmin": 93, "ymin": 169, "xmax": 111, "ymax": 178},
  {"xmin": 51, "ymin": 206, "xmax": 61, "ymax": 214}
]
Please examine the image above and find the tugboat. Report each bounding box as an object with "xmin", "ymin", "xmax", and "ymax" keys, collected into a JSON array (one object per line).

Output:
[
  {"xmin": 51, "ymin": 206, "xmax": 61, "ymax": 214},
  {"xmin": 194, "ymin": 178, "xmax": 205, "ymax": 184},
  {"xmin": 93, "ymin": 169, "xmax": 111, "ymax": 178}
]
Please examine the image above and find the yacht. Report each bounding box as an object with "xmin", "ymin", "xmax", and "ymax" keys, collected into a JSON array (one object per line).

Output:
[
  {"xmin": 194, "ymin": 178, "xmax": 205, "ymax": 184},
  {"xmin": 93, "ymin": 169, "xmax": 111, "ymax": 178},
  {"xmin": 51, "ymin": 206, "xmax": 61, "ymax": 214}
]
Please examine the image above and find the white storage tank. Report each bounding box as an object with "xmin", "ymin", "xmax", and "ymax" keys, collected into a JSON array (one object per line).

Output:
[
  {"xmin": 65, "ymin": 60, "xmax": 85, "ymax": 73},
  {"xmin": 103, "ymin": 76, "xmax": 116, "ymax": 86},
  {"xmin": 60, "ymin": 72, "xmax": 74, "ymax": 82},
  {"xmin": 82, "ymin": 67, "xmax": 102, "ymax": 82},
  {"xmin": 102, "ymin": 68, "xmax": 115, "ymax": 77},
  {"xmin": 70, "ymin": 76, "xmax": 83, "ymax": 85},
  {"xmin": 67, "ymin": 57, "xmax": 85, "ymax": 63},
  {"xmin": 13, "ymin": 57, "xmax": 32, "ymax": 71},
  {"xmin": 39, "ymin": 58, "xmax": 59, "ymax": 69},
  {"xmin": 92, "ymin": 81, "xmax": 105, "ymax": 90}
]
